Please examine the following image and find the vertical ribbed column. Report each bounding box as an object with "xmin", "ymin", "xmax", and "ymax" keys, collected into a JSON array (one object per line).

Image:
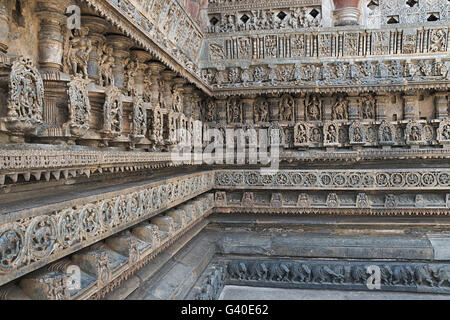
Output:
[
  {"xmin": 82, "ymin": 15, "xmax": 109, "ymax": 80},
  {"xmin": 435, "ymin": 92, "xmax": 449, "ymax": 120},
  {"xmin": 376, "ymin": 93, "xmax": 388, "ymax": 121},
  {"xmin": 106, "ymin": 35, "xmax": 134, "ymax": 88},
  {"xmin": 36, "ymin": 0, "xmax": 68, "ymax": 71}
]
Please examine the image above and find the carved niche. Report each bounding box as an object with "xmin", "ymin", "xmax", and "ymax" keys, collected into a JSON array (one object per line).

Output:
[
  {"xmin": 5, "ymin": 57, "xmax": 44, "ymax": 133},
  {"xmin": 270, "ymin": 193, "xmax": 283, "ymax": 208},
  {"xmin": 305, "ymin": 94, "xmax": 322, "ymax": 121},
  {"xmin": 385, "ymin": 194, "xmax": 398, "ymax": 208},
  {"xmin": 323, "ymin": 121, "xmax": 339, "ymax": 146},
  {"xmin": 294, "ymin": 121, "xmax": 310, "ymax": 147},
  {"xmin": 279, "ymin": 95, "xmax": 295, "ymax": 122},
  {"xmin": 215, "ymin": 192, "xmax": 227, "ymax": 207},
  {"xmin": 227, "ymin": 97, "xmax": 243, "ymax": 124},
  {"xmin": 103, "ymin": 86, "xmax": 123, "ymax": 136},
  {"xmin": 131, "ymin": 96, "xmax": 147, "ymax": 139},
  {"xmin": 360, "ymin": 94, "xmax": 376, "ymax": 119},
  {"xmin": 378, "ymin": 121, "xmax": 396, "ymax": 145},
  {"xmin": 67, "ymin": 75, "xmax": 91, "ymax": 137},
  {"xmin": 356, "ymin": 193, "xmax": 370, "ymax": 208},
  {"xmin": 326, "ymin": 193, "xmax": 340, "ymax": 208},
  {"xmin": 309, "ymin": 126, "xmax": 323, "ymax": 145},
  {"xmin": 437, "ymin": 118, "xmax": 450, "ymax": 145},
  {"xmin": 405, "ymin": 121, "xmax": 424, "ymax": 145},
  {"xmin": 203, "ymin": 99, "xmax": 216, "ymax": 122},
  {"xmin": 349, "ymin": 121, "xmax": 367, "ymax": 145},
  {"xmin": 242, "ymin": 192, "xmax": 255, "ymax": 207},
  {"xmin": 332, "ymin": 95, "xmax": 349, "ymax": 120},
  {"xmin": 297, "ymin": 193, "xmax": 311, "ymax": 208},
  {"xmin": 254, "ymin": 97, "xmax": 269, "ymax": 123}
]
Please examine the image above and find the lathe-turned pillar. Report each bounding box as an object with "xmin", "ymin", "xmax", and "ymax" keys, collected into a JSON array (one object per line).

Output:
[
  {"xmin": 36, "ymin": 0, "xmax": 69, "ymax": 71},
  {"xmin": 82, "ymin": 15, "xmax": 109, "ymax": 80},
  {"xmin": 106, "ymin": 35, "xmax": 134, "ymax": 88}
]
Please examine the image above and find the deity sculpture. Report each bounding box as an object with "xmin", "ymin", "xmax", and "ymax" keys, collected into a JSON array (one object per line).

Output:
[
  {"xmin": 332, "ymin": 96, "xmax": 348, "ymax": 120},
  {"xmin": 98, "ymin": 45, "xmax": 115, "ymax": 87},
  {"xmin": 254, "ymin": 99, "xmax": 269, "ymax": 123},
  {"xmin": 65, "ymin": 27, "xmax": 92, "ymax": 79},
  {"xmin": 306, "ymin": 95, "xmax": 322, "ymax": 121}
]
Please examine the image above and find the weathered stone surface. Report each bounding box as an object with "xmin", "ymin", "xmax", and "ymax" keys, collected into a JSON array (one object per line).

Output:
[
  {"xmin": 1, "ymin": 0, "xmax": 450, "ymax": 301},
  {"xmin": 219, "ymin": 286, "xmax": 450, "ymax": 300}
]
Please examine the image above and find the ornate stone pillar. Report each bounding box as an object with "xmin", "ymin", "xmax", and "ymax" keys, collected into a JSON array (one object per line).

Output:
[
  {"xmin": 241, "ymin": 95, "xmax": 256, "ymax": 124},
  {"xmin": 173, "ymin": 77, "xmax": 186, "ymax": 115},
  {"xmin": 216, "ymin": 97, "xmax": 228, "ymax": 125},
  {"xmin": 376, "ymin": 93, "xmax": 388, "ymax": 121},
  {"xmin": 106, "ymin": 35, "xmax": 134, "ymax": 88},
  {"xmin": 295, "ymin": 94, "xmax": 305, "ymax": 122},
  {"xmin": 192, "ymin": 90, "xmax": 202, "ymax": 120},
  {"xmin": 348, "ymin": 93, "xmax": 360, "ymax": 121},
  {"xmin": 333, "ymin": 0, "xmax": 361, "ymax": 26},
  {"xmin": 183, "ymin": 85, "xmax": 195, "ymax": 118},
  {"xmin": 323, "ymin": 95, "xmax": 333, "ymax": 121},
  {"xmin": 435, "ymin": 92, "xmax": 449, "ymax": 120},
  {"xmin": 82, "ymin": 15, "xmax": 109, "ymax": 80},
  {"xmin": 131, "ymin": 50, "xmax": 152, "ymax": 96},
  {"xmin": 403, "ymin": 92, "xmax": 419, "ymax": 120},
  {"xmin": 0, "ymin": 0, "xmax": 10, "ymax": 53},
  {"xmin": 268, "ymin": 96, "xmax": 280, "ymax": 122},
  {"xmin": 36, "ymin": 0, "xmax": 68, "ymax": 71},
  {"xmin": 173, "ymin": 77, "xmax": 187, "ymax": 93},
  {"xmin": 160, "ymin": 70, "xmax": 176, "ymax": 111},
  {"xmin": 148, "ymin": 62, "xmax": 165, "ymax": 108}
]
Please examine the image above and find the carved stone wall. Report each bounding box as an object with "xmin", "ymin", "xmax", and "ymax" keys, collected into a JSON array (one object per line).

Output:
[{"xmin": 1, "ymin": 0, "xmax": 450, "ymax": 300}]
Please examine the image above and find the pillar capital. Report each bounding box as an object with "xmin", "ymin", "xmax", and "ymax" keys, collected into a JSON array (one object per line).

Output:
[
  {"xmin": 333, "ymin": 0, "xmax": 361, "ymax": 26},
  {"xmin": 148, "ymin": 62, "xmax": 166, "ymax": 74}
]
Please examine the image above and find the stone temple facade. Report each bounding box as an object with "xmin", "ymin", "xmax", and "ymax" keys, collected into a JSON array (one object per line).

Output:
[{"xmin": 0, "ymin": 0, "xmax": 449, "ymax": 300}]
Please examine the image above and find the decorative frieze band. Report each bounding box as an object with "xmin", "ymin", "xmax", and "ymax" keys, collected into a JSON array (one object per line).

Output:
[
  {"xmin": 0, "ymin": 148, "xmax": 180, "ymax": 185},
  {"xmin": 0, "ymin": 171, "xmax": 214, "ymax": 286},
  {"xmin": 0, "ymin": 193, "xmax": 214, "ymax": 300},
  {"xmin": 214, "ymin": 169, "xmax": 450, "ymax": 190},
  {"xmin": 202, "ymin": 56, "xmax": 450, "ymax": 95},
  {"xmin": 204, "ymin": 27, "xmax": 449, "ymax": 59},
  {"xmin": 192, "ymin": 258, "xmax": 450, "ymax": 299}
]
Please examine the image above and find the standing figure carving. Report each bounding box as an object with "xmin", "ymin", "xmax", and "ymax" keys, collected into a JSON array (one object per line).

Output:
[
  {"xmin": 98, "ymin": 45, "xmax": 115, "ymax": 87},
  {"xmin": 64, "ymin": 27, "xmax": 92, "ymax": 79},
  {"xmin": 306, "ymin": 95, "xmax": 322, "ymax": 121},
  {"xmin": 332, "ymin": 96, "xmax": 348, "ymax": 120},
  {"xmin": 361, "ymin": 94, "xmax": 375, "ymax": 119},
  {"xmin": 254, "ymin": 98, "xmax": 269, "ymax": 123},
  {"xmin": 227, "ymin": 97, "xmax": 242, "ymax": 124},
  {"xmin": 279, "ymin": 95, "xmax": 295, "ymax": 122},
  {"xmin": 103, "ymin": 86, "xmax": 123, "ymax": 136}
]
